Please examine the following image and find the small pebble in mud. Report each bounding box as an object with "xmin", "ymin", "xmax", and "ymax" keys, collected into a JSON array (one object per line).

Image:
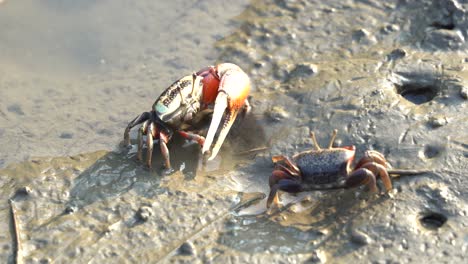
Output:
[
  {"xmin": 352, "ymin": 29, "xmax": 377, "ymax": 45},
  {"xmin": 288, "ymin": 62, "xmax": 318, "ymax": 79},
  {"xmin": 65, "ymin": 205, "xmax": 78, "ymax": 214},
  {"xmin": 137, "ymin": 206, "xmax": 153, "ymax": 222},
  {"xmin": 15, "ymin": 186, "xmax": 32, "ymax": 196},
  {"xmin": 307, "ymin": 250, "xmax": 327, "ymax": 263},
  {"xmin": 178, "ymin": 242, "xmax": 196, "ymax": 256},
  {"xmin": 266, "ymin": 106, "xmax": 290, "ymax": 122},
  {"xmin": 428, "ymin": 116, "xmax": 447, "ymax": 128},
  {"xmin": 387, "ymin": 48, "xmax": 407, "ymax": 60},
  {"xmin": 7, "ymin": 103, "xmax": 25, "ymax": 115},
  {"xmin": 381, "ymin": 23, "xmax": 400, "ymax": 34},
  {"xmin": 460, "ymin": 86, "xmax": 468, "ymax": 99},
  {"xmin": 399, "ymin": 239, "xmax": 409, "ymax": 250},
  {"xmin": 60, "ymin": 132, "xmax": 74, "ymax": 139},
  {"xmin": 349, "ymin": 229, "xmax": 372, "ymax": 245},
  {"xmin": 39, "ymin": 258, "xmax": 51, "ymax": 264}
]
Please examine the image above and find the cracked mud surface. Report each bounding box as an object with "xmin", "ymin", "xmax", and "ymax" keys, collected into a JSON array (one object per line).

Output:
[{"xmin": 1, "ymin": 0, "xmax": 467, "ymax": 263}]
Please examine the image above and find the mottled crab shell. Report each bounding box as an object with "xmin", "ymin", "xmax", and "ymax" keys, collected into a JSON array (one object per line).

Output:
[
  {"xmin": 293, "ymin": 146, "xmax": 355, "ymax": 184},
  {"xmin": 152, "ymin": 75, "xmax": 203, "ymax": 126}
]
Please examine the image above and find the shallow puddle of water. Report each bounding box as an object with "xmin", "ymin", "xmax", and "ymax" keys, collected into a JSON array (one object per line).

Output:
[{"xmin": 0, "ymin": 0, "xmax": 250, "ymax": 167}]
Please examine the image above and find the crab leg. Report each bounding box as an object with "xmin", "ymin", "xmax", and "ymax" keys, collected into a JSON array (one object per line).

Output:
[
  {"xmin": 159, "ymin": 131, "xmax": 171, "ymax": 170},
  {"xmin": 355, "ymin": 150, "xmax": 389, "ymax": 169},
  {"xmin": 137, "ymin": 121, "xmax": 149, "ymax": 161},
  {"xmin": 275, "ymin": 164, "xmax": 301, "ymax": 178},
  {"xmin": 124, "ymin": 112, "xmax": 151, "ymax": 146},
  {"xmin": 178, "ymin": 131, "xmax": 205, "ymax": 146},
  {"xmin": 146, "ymin": 122, "xmax": 155, "ymax": 168},
  {"xmin": 267, "ymin": 179, "xmax": 303, "ymax": 208},
  {"xmin": 272, "ymin": 155, "xmax": 301, "ymax": 176},
  {"xmin": 345, "ymin": 168, "xmax": 378, "ymax": 193},
  {"xmin": 359, "ymin": 162, "xmax": 392, "ymax": 191},
  {"xmin": 202, "ymin": 67, "xmax": 250, "ymax": 160}
]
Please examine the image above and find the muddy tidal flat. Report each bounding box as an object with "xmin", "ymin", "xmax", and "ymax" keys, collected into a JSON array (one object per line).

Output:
[{"xmin": 1, "ymin": 0, "xmax": 467, "ymax": 263}]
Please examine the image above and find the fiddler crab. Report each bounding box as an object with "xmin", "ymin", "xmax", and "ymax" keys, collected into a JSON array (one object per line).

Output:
[
  {"xmin": 267, "ymin": 129, "xmax": 427, "ymax": 209},
  {"xmin": 123, "ymin": 63, "xmax": 251, "ymax": 173}
]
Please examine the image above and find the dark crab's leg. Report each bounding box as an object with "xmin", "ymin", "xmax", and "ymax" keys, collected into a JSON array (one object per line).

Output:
[
  {"xmin": 137, "ymin": 121, "xmax": 149, "ymax": 161},
  {"xmin": 124, "ymin": 112, "xmax": 152, "ymax": 146},
  {"xmin": 146, "ymin": 122, "xmax": 155, "ymax": 168},
  {"xmin": 269, "ymin": 169, "xmax": 294, "ymax": 187},
  {"xmin": 355, "ymin": 150, "xmax": 389, "ymax": 169},
  {"xmin": 267, "ymin": 179, "xmax": 303, "ymax": 208},
  {"xmin": 358, "ymin": 162, "xmax": 392, "ymax": 191},
  {"xmin": 271, "ymin": 155, "xmax": 301, "ymax": 175},
  {"xmin": 275, "ymin": 164, "xmax": 300, "ymax": 177},
  {"xmin": 345, "ymin": 168, "xmax": 378, "ymax": 193},
  {"xmin": 267, "ymin": 168, "xmax": 302, "ymax": 208}
]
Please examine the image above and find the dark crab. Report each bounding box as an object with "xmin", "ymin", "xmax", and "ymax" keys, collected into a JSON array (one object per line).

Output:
[{"xmin": 267, "ymin": 129, "xmax": 427, "ymax": 208}]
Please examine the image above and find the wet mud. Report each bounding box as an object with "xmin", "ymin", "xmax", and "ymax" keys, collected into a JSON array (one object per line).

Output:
[{"xmin": 1, "ymin": 0, "xmax": 468, "ymax": 263}]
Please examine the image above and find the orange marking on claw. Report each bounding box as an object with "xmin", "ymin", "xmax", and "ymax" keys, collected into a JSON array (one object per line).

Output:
[{"xmin": 202, "ymin": 73, "xmax": 220, "ymax": 104}]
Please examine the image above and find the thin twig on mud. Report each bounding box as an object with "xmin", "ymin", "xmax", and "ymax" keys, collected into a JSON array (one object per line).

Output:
[
  {"xmin": 234, "ymin": 146, "xmax": 268, "ymax": 156},
  {"xmin": 388, "ymin": 169, "xmax": 432, "ymax": 177},
  {"xmin": 9, "ymin": 199, "xmax": 22, "ymax": 264}
]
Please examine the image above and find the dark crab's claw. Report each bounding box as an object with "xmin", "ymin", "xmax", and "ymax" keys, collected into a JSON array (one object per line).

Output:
[{"xmin": 201, "ymin": 63, "xmax": 251, "ymax": 160}]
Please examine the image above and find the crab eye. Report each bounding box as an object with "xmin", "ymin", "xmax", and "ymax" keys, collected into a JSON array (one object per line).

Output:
[{"xmin": 154, "ymin": 103, "xmax": 168, "ymax": 114}]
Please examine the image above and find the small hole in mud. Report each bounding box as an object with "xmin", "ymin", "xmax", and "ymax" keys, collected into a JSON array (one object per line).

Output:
[
  {"xmin": 419, "ymin": 212, "xmax": 447, "ymax": 230},
  {"xmin": 431, "ymin": 22, "xmax": 455, "ymax": 30},
  {"xmin": 396, "ymin": 84, "xmax": 438, "ymax": 105},
  {"xmin": 423, "ymin": 145, "xmax": 440, "ymax": 159}
]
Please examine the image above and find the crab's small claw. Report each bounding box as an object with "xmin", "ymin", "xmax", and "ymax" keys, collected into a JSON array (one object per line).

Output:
[{"xmin": 202, "ymin": 64, "xmax": 250, "ymax": 160}]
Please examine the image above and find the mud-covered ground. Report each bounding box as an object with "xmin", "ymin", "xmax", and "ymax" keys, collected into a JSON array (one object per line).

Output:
[{"xmin": 1, "ymin": 0, "xmax": 467, "ymax": 263}]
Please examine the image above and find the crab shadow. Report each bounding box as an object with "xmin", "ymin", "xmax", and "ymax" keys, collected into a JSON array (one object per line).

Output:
[
  {"xmin": 218, "ymin": 187, "xmax": 393, "ymax": 255},
  {"xmin": 64, "ymin": 136, "xmax": 196, "ymax": 211},
  {"xmin": 65, "ymin": 112, "xmax": 267, "ymax": 212}
]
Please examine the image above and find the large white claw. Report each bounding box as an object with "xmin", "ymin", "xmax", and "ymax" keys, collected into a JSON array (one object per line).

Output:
[
  {"xmin": 201, "ymin": 63, "xmax": 250, "ymax": 161},
  {"xmin": 208, "ymin": 110, "xmax": 239, "ymax": 160},
  {"xmin": 202, "ymin": 92, "xmax": 228, "ymax": 160}
]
